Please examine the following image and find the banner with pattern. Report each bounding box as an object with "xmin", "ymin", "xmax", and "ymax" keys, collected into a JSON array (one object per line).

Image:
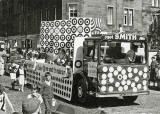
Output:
[{"xmin": 40, "ymin": 18, "xmax": 102, "ymax": 55}]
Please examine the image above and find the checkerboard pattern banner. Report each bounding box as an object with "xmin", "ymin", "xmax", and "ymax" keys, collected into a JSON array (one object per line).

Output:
[{"xmin": 40, "ymin": 18, "xmax": 102, "ymax": 55}]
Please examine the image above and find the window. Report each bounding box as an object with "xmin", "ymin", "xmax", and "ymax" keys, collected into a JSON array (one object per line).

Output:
[
  {"xmin": 68, "ymin": 4, "xmax": 78, "ymax": 19},
  {"xmin": 107, "ymin": 6, "xmax": 114, "ymax": 25},
  {"xmin": 100, "ymin": 41, "xmax": 147, "ymax": 64},
  {"xmin": 152, "ymin": 0, "xmax": 159, "ymax": 7},
  {"xmin": 123, "ymin": 8, "xmax": 133, "ymax": 26}
]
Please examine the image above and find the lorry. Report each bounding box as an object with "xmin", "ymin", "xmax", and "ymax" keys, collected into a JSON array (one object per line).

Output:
[{"xmin": 25, "ymin": 18, "xmax": 149, "ymax": 104}]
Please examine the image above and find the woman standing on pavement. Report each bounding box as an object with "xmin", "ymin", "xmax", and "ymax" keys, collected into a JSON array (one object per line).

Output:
[
  {"xmin": 18, "ymin": 65, "xmax": 25, "ymax": 92},
  {"xmin": 40, "ymin": 72, "xmax": 55, "ymax": 114}
]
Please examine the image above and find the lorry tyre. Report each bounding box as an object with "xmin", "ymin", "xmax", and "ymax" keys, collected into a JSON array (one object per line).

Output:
[
  {"xmin": 76, "ymin": 78, "xmax": 88, "ymax": 104},
  {"xmin": 123, "ymin": 96, "xmax": 138, "ymax": 103}
]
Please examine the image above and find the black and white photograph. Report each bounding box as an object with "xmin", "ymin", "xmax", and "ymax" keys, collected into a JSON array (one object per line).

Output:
[{"xmin": 0, "ymin": 0, "xmax": 160, "ymax": 114}]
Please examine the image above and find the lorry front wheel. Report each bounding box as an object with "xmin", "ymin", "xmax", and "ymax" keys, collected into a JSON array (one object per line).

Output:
[
  {"xmin": 76, "ymin": 78, "xmax": 88, "ymax": 104},
  {"xmin": 123, "ymin": 96, "xmax": 138, "ymax": 103}
]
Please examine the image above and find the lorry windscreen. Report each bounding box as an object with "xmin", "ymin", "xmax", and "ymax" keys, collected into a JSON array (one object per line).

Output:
[{"xmin": 100, "ymin": 41, "xmax": 147, "ymax": 64}]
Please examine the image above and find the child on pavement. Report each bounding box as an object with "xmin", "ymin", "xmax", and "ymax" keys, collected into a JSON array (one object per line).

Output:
[
  {"xmin": 27, "ymin": 85, "xmax": 43, "ymax": 114},
  {"xmin": 40, "ymin": 72, "xmax": 55, "ymax": 114},
  {"xmin": 0, "ymin": 84, "xmax": 15, "ymax": 113},
  {"xmin": 18, "ymin": 65, "xmax": 25, "ymax": 92}
]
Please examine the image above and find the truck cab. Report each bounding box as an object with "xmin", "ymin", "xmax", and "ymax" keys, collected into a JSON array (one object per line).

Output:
[{"xmin": 73, "ymin": 33, "xmax": 149, "ymax": 103}]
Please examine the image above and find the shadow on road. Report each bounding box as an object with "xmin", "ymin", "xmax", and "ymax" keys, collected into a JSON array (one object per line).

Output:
[{"xmin": 55, "ymin": 96, "xmax": 139, "ymax": 109}]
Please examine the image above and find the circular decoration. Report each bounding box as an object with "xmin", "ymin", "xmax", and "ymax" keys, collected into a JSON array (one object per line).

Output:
[
  {"xmin": 54, "ymin": 49, "xmax": 59, "ymax": 54},
  {"xmin": 60, "ymin": 42, "xmax": 65, "ymax": 48},
  {"xmin": 41, "ymin": 34, "xmax": 45, "ymax": 40},
  {"xmin": 113, "ymin": 70, "xmax": 118, "ymax": 76},
  {"xmin": 50, "ymin": 34, "xmax": 54, "ymax": 40},
  {"xmin": 45, "ymin": 34, "xmax": 49, "ymax": 40},
  {"xmin": 123, "ymin": 75, "xmax": 127, "ymax": 80},
  {"xmin": 55, "ymin": 35, "xmax": 59, "ymax": 41},
  {"xmin": 40, "ymin": 28, "xmax": 45, "ymax": 34},
  {"xmin": 101, "ymin": 74, "xmax": 107, "ymax": 80},
  {"xmin": 60, "ymin": 28, "xmax": 65, "ymax": 34},
  {"xmin": 71, "ymin": 42, "xmax": 74, "ymax": 48},
  {"xmin": 50, "ymin": 22, "xmax": 54, "ymax": 27},
  {"xmin": 102, "ymin": 67, "xmax": 108, "ymax": 72},
  {"xmin": 117, "ymin": 66, "xmax": 122, "ymax": 72},
  {"xmin": 45, "ymin": 41, "xmax": 49, "ymax": 46},
  {"xmin": 115, "ymin": 82, "xmax": 120, "ymax": 87},
  {"xmin": 77, "ymin": 26, "xmax": 83, "ymax": 33},
  {"xmin": 118, "ymin": 75, "xmax": 123, "ymax": 80},
  {"xmin": 108, "ymin": 86, "xmax": 114, "ymax": 92},
  {"xmin": 75, "ymin": 60, "xmax": 82, "ymax": 68},
  {"xmin": 143, "ymin": 73, "xmax": 147, "ymax": 79},
  {"xmin": 133, "ymin": 68, "xmax": 138, "ymax": 74},
  {"xmin": 45, "ymin": 28, "xmax": 50, "ymax": 33},
  {"xmin": 61, "ymin": 20, "xmax": 66, "ymax": 26},
  {"xmin": 131, "ymin": 82, "xmax": 136, "ymax": 88},
  {"xmin": 118, "ymin": 86, "xmax": 123, "ymax": 92},
  {"xmin": 127, "ymin": 67, "xmax": 132, "ymax": 73},
  {"xmin": 142, "ymin": 80, "xmax": 147, "ymax": 86},
  {"xmin": 50, "ymin": 41, "xmax": 54, "ymax": 46},
  {"xmin": 72, "ymin": 18, "xmax": 78, "ymax": 25},
  {"xmin": 66, "ymin": 35, "xmax": 71, "ymax": 41},
  {"xmin": 101, "ymin": 80, "xmax": 107, "ymax": 85},
  {"xmin": 128, "ymin": 73, "xmax": 133, "ymax": 78},
  {"xmin": 46, "ymin": 22, "xmax": 50, "ymax": 27},
  {"xmin": 55, "ymin": 21, "xmax": 60, "ymax": 27},
  {"xmin": 138, "ymin": 71, "xmax": 143, "ymax": 76},
  {"xmin": 50, "ymin": 47, "xmax": 53, "ymax": 53},
  {"xmin": 109, "ymin": 78, "xmax": 114, "ymax": 83},
  {"xmin": 78, "ymin": 34, "xmax": 83, "ymax": 37},
  {"xmin": 109, "ymin": 67, "xmax": 114, "ymax": 72},
  {"xmin": 85, "ymin": 18, "xmax": 91, "ymax": 25},
  {"xmin": 144, "ymin": 67, "xmax": 148, "ymax": 73},
  {"xmin": 137, "ymin": 84, "xmax": 142, "ymax": 89},
  {"xmin": 121, "ymin": 80, "xmax": 126, "ymax": 86},
  {"xmin": 124, "ymin": 85, "xmax": 128, "ymax": 91},
  {"xmin": 84, "ymin": 34, "xmax": 90, "ymax": 37},
  {"xmin": 66, "ymin": 42, "xmax": 70, "ymax": 48},
  {"xmin": 108, "ymin": 73, "xmax": 113, "ymax": 78},
  {"xmin": 78, "ymin": 18, "xmax": 84, "ymax": 25},
  {"xmin": 41, "ymin": 21, "xmax": 45, "ymax": 27},
  {"xmin": 133, "ymin": 87, "xmax": 138, "ymax": 92},
  {"xmin": 66, "ymin": 28, "xmax": 72, "ymax": 34},
  {"xmin": 135, "ymin": 76, "xmax": 139, "ymax": 82},
  {"xmin": 121, "ymin": 69, "xmax": 126, "ymax": 75},
  {"xmin": 101, "ymin": 86, "xmax": 106, "ymax": 92},
  {"xmin": 60, "ymin": 35, "xmax": 65, "ymax": 41},
  {"xmin": 54, "ymin": 42, "xmax": 59, "ymax": 47},
  {"xmin": 71, "ymin": 34, "xmax": 76, "ymax": 40},
  {"xmin": 84, "ymin": 27, "xmax": 90, "ymax": 33},
  {"xmin": 67, "ymin": 20, "xmax": 72, "ymax": 27},
  {"xmin": 50, "ymin": 28, "xmax": 55, "ymax": 34},
  {"xmin": 71, "ymin": 26, "xmax": 77, "ymax": 33},
  {"xmin": 55, "ymin": 28, "xmax": 60, "ymax": 34},
  {"xmin": 127, "ymin": 80, "xmax": 131, "ymax": 85},
  {"xmin": 40, "ymin": 41, "xmax": 45, "ymax": 46}
]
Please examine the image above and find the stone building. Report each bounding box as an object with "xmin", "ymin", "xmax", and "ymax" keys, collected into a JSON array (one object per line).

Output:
[{"xmin": 0, "ymin": 0, "xmax": 159, "ymax": 49}]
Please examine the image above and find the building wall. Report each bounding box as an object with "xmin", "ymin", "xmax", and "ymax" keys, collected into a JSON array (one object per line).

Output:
[{"xmin": 62, "ymin": 0, "xmax": 155, "ymax": 35}]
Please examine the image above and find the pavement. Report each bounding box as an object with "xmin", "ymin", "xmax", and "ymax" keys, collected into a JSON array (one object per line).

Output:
[{"xmin": 1, "ymin": 75, "xmax": 160, "ymax": 114}]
